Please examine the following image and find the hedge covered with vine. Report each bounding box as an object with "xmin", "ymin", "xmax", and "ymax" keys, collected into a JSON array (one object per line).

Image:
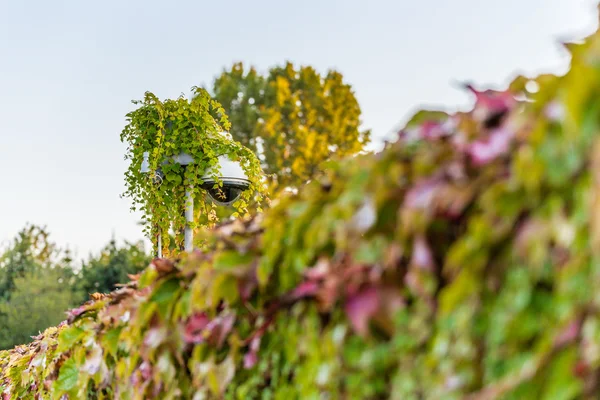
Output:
[{"xmin": 5, "ymin": 14, "xmax": 600, "ymax": 400}]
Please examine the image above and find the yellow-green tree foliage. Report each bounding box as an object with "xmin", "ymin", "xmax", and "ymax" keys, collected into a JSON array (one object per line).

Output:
[
  {"xmin": 212, "ymin": 62, "xmax": 371, "ymax": 188},
  {"xmin": 8, "ymin": 15, "xmax": 600, "ymax": 400}
]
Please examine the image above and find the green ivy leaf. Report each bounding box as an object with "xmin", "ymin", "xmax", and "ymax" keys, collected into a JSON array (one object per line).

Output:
[
  {"xmin": 150, "ymin": 277, "xmax": 182, "ymax": 318},
  {"xmin": 57, "ymin": 326, "xmax": 86, "ymax": 353},
  {"xmin": 213, "ymin": 251, "xmax": 254, "ymax": 270},
  {"xmin": 102, "ymin": 327, "xmax": 123, "ymax": 357},
  {"xmin": 53, "ymin": 358, "xmax": 79, "ymax": 393},
  {"xmin": 539, "ymin": 348, "xmax": 583, "ymax": 400},
  {"xmin": 166, "ymin": 172, "xmax": 183, "ymax": 185}
]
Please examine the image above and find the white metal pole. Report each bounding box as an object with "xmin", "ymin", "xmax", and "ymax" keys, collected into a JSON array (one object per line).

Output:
[
  {"xmin": 157, "ymin": 231, "xmax": 162, "ymax": 258},
  {"xmin": 184, "ymin": 188, "xmax": 194, "ymax": 251}
]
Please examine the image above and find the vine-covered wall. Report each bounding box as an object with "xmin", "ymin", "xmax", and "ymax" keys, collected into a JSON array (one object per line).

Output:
[{"xmin": 4, "ymin": 14, "xmax": 600, "ymax": 400}]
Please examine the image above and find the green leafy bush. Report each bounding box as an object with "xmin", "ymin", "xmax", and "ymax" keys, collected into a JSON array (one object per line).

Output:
[{"xmin": 6, "ymin": 15, "xmax": 600, "ymax": 400}]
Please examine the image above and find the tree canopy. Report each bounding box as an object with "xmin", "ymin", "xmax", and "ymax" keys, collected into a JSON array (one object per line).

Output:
[
  {"xmin": 212, "ymin": 62, "xmax": 371, "ymax": 188},
  {"xmin": 0, "ymin": 224, "xmax": 59, "ymax": 298}
]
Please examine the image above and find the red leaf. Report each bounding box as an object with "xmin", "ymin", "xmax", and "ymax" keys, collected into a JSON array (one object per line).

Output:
[
  {"xmin": 239, "ymin": 265, "xmax": 259, "ymax": 302},
  {"xmin": 555, "ymin": 319, "xmax": 581, "ymax": 347},
  {"xmin": 420, "ymin": 120, "xmax": 454, "ymax": 140},
  {"xmin": 344, "ymin": 286, "xmax": 380, "ymax": 336},
  {"xmin": 573, "ymin": 359, "xmax": 589, "ymax": 378},
  {"xmin": 411, "ymin": 235, "xmax": 435, "ymax": 271},
  {"xmin": 466, "ymin": 126, "xmax": 514, "ymax": 166},
  {"xmin": 239, "ymin": 277, "xmax": 257, "ymax": 302},
  {"xmin": 404, "ymin": 178, "xmax": 440, "ymax": 209},
  {"xmin": 206, "ymin": 313, "xmax": 236, "ymax": 348},
  {"xmin": 466, "ymin": 85, "xmax": 517, "ymax": 122},
  {"xmin": 140, "ymin": 361, "xmax": 152, "ymax": 380},
  {"xmin": 243, "ymin": 336, "xmax": 261, "ymax": 369},
  {"xmin": 291, "ymin": 281, "xmax": 319, "ymax": 299},
  {"xmin": 152, "ymin": 258, "xmax": 176, "ymax": 275},
  {"xmin": 183, "ymin": 312, "xmax": 210, "ymax": 344},
  {"xmin": 65, "ymin": 305, "xmax": 87, "ymax": 323},
  {"xmin": 183, "ymin": 312, "xmax": 236, "ymax": 347},
  {"xmin": 243, "ymin": 351, "xmax": 257, "ymax": 369},
  {"xmin": 398, "ymin": 118, "xmax": 455, "ymax": 143},
  {"xmin": 130, "ymin": 361, "xmax": 152, "ymax": 387},
  {"xmin": 304, "ymin": 258, "xmax": 330, "ymax": 280}
]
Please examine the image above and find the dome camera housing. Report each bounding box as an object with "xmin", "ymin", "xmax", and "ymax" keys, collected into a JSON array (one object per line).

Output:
[
  {"xmin": 201, "ymin": 155, "xmax": 251, "ymax": 206},
  {"xmin": 140, "ymin": 151, "xmax": 251, "ymax": 206},
  {"xmin": 139, "ymin": 125, "xmax": 254, "ymax": 253}
]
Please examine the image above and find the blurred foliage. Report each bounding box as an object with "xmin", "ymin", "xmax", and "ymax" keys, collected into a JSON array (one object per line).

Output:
[
  {"xmin": 212, "ymin": 61, "xmax": 371, "ymax": 189},
  {"xmin": 0, "ymin": 225, "xmax": 75, "ymax": 350},
  {"xmin": 0, "ymin": 226, "xmax": 150, "ymax": 351},
  {"xmin": 8, "ymin": 10, "xmax": 600, "ymax": 400},
  {"xmin": 0, "ymin": 269, "xmax": 74, "ymax": 350},
  {"xmin": 0, "ymin": 224, "xmax": 60, "ymax": 298}
]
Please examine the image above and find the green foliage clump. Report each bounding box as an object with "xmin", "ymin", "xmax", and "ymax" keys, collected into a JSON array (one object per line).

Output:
[
  {"xmin": 7, "ymin": 14, "xmax": 600, "ymax": 400},
  {"xmin": 120, "ymin": 87, "xmax": 267, "ymax": 255},
  {"xmin": 212, "ymin": 61, "xmax": 370, "ymax": 188}
]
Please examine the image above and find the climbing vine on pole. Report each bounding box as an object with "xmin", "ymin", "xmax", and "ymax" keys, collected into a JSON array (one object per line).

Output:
[{"xmin": 120, "ymin": 87, "xmax": 267, "ymax": 255}]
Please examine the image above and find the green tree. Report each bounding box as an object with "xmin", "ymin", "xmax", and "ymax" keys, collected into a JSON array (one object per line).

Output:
[
  {"xmin": 211, "ymin": 62, "xmax": 265, "ymax": 154},
  {"xmin": 0, "ymin": 225, "xmax": 75, "ymax": 349},
  {"xmin": 0, "ymin": 224, "xmax": 56, "ymax": 298},
  {"xmin": 212, "ymin": 61, "xmax": 370, "ymax": 188},
  {"xmin": 75, "ymin": 239, "xmax": 150, "ymax": 302},
  {"xmin": 0, "ymin": 268, "xmax": 73, "ymax": 349}
]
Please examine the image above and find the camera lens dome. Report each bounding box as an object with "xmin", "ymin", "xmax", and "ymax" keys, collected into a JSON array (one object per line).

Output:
[{"xmin": 201, "ymin": 180, "xmax": 249, "ymax": 206}]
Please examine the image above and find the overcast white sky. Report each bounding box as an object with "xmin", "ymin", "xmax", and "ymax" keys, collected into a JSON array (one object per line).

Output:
[{"xmin": 0, "ymin": 0, "xmax": 598, "ymax": 260}]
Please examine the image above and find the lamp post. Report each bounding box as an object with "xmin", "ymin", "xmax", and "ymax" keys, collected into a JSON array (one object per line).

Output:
[{"xmin": 141, "ymin": 150, "xmax": 251, "ymax": 256}]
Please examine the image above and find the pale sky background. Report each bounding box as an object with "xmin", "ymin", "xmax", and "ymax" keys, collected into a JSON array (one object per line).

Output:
[{"xmin": 0, "ymin": 0, "xmax": 598, "ymax": 261}]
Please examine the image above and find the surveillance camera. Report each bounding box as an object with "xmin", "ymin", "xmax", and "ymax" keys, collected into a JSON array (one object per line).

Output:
[
  {"xmin": 168, "ymin": 151, "xmax": 251, "ymax": 206},
  {"xmin": 141, "ymin": 152, "xmax": 165, "ymax": 185},
  {"xmin": 201, "ymin": 155, "xmax": 251, "ymax": 206},
  {"xmin": 140, "ymin": 151, "xmax": 251, "ymax": 206},
  {"xmin": 153, "ymin": 169, "xmax": 164, "ymax": 186}
]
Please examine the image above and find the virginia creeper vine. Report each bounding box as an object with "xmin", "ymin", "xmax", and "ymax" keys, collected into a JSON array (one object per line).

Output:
[{"xmin": 120, "ymin": 87, "xmax": 267, "ymax": 255}]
